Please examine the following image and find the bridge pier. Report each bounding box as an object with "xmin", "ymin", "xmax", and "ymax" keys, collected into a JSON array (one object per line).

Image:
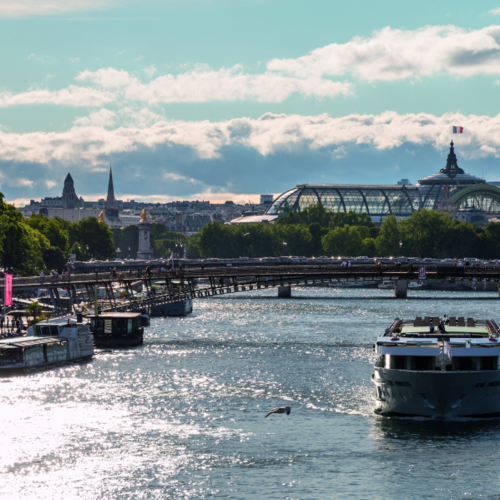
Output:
[
  {"xmin": 394, "ymin": 280, "xmax": 408, "ymax": 299},
  {"xmin": 278, "ymin": 285, "xmax": 292, "ymax": 298}
]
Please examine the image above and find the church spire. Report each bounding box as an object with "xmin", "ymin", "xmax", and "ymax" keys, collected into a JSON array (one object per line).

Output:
[
  {"xmin": 106, "ymin": 167, "xmax": 117, "ymax": 210},
  {"xmin": 105, "ymin": 166, "xmax": 119, "ymax": 217}
]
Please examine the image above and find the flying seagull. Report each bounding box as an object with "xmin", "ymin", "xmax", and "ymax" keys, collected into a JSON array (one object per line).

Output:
[
  {"xmin": 243, "ymin": 233, "xmax": 250, "ymax": 237},
  {"xmin": 264, "ymin": 406, "xmax": 291, "ymax": 418}
]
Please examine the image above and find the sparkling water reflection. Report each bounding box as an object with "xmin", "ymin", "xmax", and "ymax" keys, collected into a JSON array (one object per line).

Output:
[{"xmin": 2, "ymin": 288, "xmax": 500, "ymax": 499}]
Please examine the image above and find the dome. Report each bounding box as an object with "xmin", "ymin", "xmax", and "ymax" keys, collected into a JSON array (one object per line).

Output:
[{"xmin": 418, "ymin": 141, "xmax": 484, "ymax": 186}]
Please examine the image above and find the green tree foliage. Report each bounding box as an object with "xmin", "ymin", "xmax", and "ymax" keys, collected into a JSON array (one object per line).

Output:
[
  {"xmin": 398, "ymin": 209, "xmax": 450, "ymax": 257},
  {"xmin": 150, "ymin": 223, "xmax": 188, "ymax": 258},
  {"xmin": 68, "ymin": 217, "xmax": 115, "ymax": 260},
  {"xmin": 322, "ymin": 226, "xmax": 363, "ymax": 256},
  {"xmin": 26, "ymin": 214, "xmax": 70, "ymax": 270},
  {"xmin": 376, "ymin": 215, "xmax": 401, "ymax": 256},
  {"xmin": 69, "ymin": 242, "xmax": 85, "ymax": 261},
  {"xmin": 0, "ymin": 196, "xmax": 49, "ymax": 274},
  {"xmin": 362, "ymin": 238, "xmax": 377, "ymax": 257}
]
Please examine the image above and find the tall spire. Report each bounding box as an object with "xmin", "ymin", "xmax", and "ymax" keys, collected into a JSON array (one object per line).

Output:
[
  {"xmin": 106, "ymin": 166, "xmax": 117, "ymax": 210},
  {"xmin": 439, "ymin": 141, "xmax": 465, "ymax": 178}
]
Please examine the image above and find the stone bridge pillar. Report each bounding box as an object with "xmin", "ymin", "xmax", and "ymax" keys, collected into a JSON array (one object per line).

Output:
[
  {"xmin": 394, "ymin": 280, "xmax": 408, "ymax": 299},
  {"xmin": 278, "ymin": 285, "xmax": 291, "ymax": 298}
]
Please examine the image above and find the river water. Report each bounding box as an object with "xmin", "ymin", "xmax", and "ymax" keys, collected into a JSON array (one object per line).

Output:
[{"xmin": 1, "ymin": 288, "xmax": 500, "ymax": 499}]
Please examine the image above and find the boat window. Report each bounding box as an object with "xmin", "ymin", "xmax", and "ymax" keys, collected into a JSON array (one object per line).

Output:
[
  {"xmin": 414, "ymin": 356, "xmax": 435, "ymax": 371},
  {"xmin": 50, "ymin": 326, "xmax": 59, "ymax": 336},
  {"xmin": 390, "ymin": 356, "xmax": 406, "ymax": 370},
  {"xmin": 41, "ymin": 326, "xmax": 51, "ymax": 336},
  {"xmin": 128, "ymin": 319, "xmax": 132, "ymax": 334},
  {"xmin": 0, "ymin": 347, "xmax": 23, "ymax": 365},
  {"xmin": 455, "ymin": 357, "xmax": 479, "ymax": 371},
  {"xmin": 33, "ymin": 325, "xmax": 41, "ymax": 337},
  {"xmin": 482, "ymin": 357, "xmax": 499, "ymax": 371}
]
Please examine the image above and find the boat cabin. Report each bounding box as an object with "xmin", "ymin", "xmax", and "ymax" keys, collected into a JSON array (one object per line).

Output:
[
  {"xmin": 89, "ymin": 312, "xmax": 143, "ymax": 348},
  {"xmin": 375, "ymin": 317, "xmax": 500, "ymax": 372}
]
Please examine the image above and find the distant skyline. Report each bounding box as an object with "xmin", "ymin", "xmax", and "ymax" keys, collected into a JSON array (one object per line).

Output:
[{"xmin": 2, "ymin": 1, "xmax": 500, "ymax": 206}]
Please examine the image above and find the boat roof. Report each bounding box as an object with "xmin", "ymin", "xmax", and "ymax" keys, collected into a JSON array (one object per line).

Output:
[
  {"xmin": 401, "ymin": 325, "xmax": 489, "ymax": 335},
  {"xmin": 91, "ymin": 312, "xmax": 142, "ymax": 319},
  {"xmin": 0, "ymin": 337, "xmax": 64, "ymax": 348},
  {"xmin": 382, "ymin": 317, "xmax": 499, "ymax": 339}
]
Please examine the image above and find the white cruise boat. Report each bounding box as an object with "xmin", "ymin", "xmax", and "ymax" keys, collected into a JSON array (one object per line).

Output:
[
  {"xmin": 373, "ymin": 316, "xmax": 500, "ymax": 417},
  {"xmin": 0, "ymin": 317, "xmax": 94, "ymax": 374}
]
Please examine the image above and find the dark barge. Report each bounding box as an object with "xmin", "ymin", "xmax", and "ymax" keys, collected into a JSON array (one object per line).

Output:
[{"xmin": 89, "ymin": 312, "xmax": 144, "ymax": 348}]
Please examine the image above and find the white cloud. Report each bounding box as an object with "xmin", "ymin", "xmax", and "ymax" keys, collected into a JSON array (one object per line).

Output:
[
  {"xmin": 45, "ymin": 180, "xmax": 57, "ymax": 188},
  {"xmin": 491, "ymin": 8, "xmax": 500, "ymax": 15},
  {"xmin": 268, "ymin": 25, "xmax": 500, "ymax": 82},
  {"xmin": 164, "ymin": 172, "xmax": 199, "ymax": 183},
  {"xmin": 8, "ymin": 178, "xmax": 34, "ymax": 188},
  {"xmin": 143, "ymin": 65, "xmax": 157, "ymax": 78},
  {"xmin": 0, "ymin": 86, "xmax": 115, "ymax": 107},
  {"xmin": 76, "ymin": 65, "xmax": 352, "ymax": 103},
  {"xmin": 74, "ymin": 108, "xmax": 117, "ymax": 126},
  {"xmin": 2, "ymin": 111, "xmax": 500, "ymax": 168},
  {"xmin": 4, "ymin": 24, "xmax": 500, "ymax": 110},
  {"xmin": 0, "ymin": 0, "xmax": 113, "ymax": 17}
]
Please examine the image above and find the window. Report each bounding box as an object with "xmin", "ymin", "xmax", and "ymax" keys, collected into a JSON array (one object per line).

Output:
[
  {"xmin": 414, "ymin": 356, "xmax": 435, "ymax": 371},
  {"xmin": 456, "ymin": 357, "xmax": 478, "ymax": 371},
  {"xmin": 482, "ymin": 357, "xmax": 499, "ymax": 371},
  {"xmin": 390, "ymin": 356, "xmax": 406, "ymax": 369}
]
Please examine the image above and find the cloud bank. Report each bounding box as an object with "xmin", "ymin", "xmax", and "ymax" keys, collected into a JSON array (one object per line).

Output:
[
  {"xmin": 5, "ymin": 25, "xmax": 500, "ymax": 108},
  {"xmin": 268, "ymin": 25, "xmax": 500, "ymax": 82},
  {"xmin": 1, "ymin": 111, "xmax": 500, "ymax": 168}
]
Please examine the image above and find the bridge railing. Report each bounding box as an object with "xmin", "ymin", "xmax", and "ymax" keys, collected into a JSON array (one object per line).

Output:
[{"xmin": 2, "ymin": 264, "xmax": 499, "ymax": 288}]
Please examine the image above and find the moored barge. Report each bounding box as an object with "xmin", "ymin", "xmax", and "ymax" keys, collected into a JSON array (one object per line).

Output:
[
  {"xmin": 0, "ymin": 318, "xmax": 94, "ymax": 374},
  {"xmin": 89, "ymin": 312, "xmax": 144, "ymax": 348}
]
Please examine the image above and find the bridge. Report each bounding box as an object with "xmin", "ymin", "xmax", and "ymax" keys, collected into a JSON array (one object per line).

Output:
[{"xmin": 3, "ymin": 265, "xmax": 500, "ymax": 315}]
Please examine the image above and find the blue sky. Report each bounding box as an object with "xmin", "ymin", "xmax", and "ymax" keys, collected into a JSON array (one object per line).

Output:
[{"xmin": 2, "ymin": 0, "xmax": 500, "ymax": 205}]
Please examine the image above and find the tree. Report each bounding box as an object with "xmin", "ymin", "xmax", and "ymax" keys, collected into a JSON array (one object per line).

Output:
[
  {"xmin": 398, "ymin": 209, "xmax": 450, "ymax": 257},
  {"xmin": 275, "ymin": 224, "xmax": 313, "ymax": 256},
  {"xmin": 0, "ymin": 197, "xmax": 49, "ymax": 274},
  {"xmin": 26, "ymin": 214, "xmax": 70, "ymax": 270},
  {"xmin": 26, "ymin": 214, "xmax": 69, "ymax": 252},
  {"xmin": 69, "ymin": 217, "xmax": 115, "ymax": 260},
  {"xmin": 376, "ymin": 215, "xmax": 401, "ymax": 257},
  {"xmin": 322, "ymin": 226, "xmax": 363, "ymax": 256},
  {"xmin": 362, "ymin": 238, "xmax": 377, "ymax": 257}
]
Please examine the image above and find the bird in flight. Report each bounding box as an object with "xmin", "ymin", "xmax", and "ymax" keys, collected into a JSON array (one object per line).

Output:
[
  {"xmin": 264, "ymin": 406, "xmax": 291, "ymax": 418},
  {"xmin": 243, "ymin": 233, "xmax": 249, "ymax": 237}
]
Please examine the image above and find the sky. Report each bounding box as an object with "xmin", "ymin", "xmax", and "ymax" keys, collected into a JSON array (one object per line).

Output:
[{"xmin": 2, "ymin": 0, "xmax": 500, "ymax": 206}]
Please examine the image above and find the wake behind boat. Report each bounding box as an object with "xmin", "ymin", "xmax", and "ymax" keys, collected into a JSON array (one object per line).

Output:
[{"xmin": 373, "ymin": 316, "xmax": 500, "ymax": 418}]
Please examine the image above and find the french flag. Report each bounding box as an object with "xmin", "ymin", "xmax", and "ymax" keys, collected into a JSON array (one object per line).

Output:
[{"xmin": 453, "ymin": 126, "xmax": 464, "ymax": 134}]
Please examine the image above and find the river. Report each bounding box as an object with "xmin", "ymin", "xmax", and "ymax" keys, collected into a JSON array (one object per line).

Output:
[{"xmin": 1, "ymin": 288, "xmax": 500, "ymax": 499}]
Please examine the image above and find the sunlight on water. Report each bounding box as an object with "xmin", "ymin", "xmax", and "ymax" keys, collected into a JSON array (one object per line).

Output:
[{"xmin": 2, "ymin": 288, "xmax": 500, "ymax": 499}]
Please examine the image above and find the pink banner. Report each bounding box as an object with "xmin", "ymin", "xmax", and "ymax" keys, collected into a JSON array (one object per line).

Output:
[{"xmin": 4, "ymin": 274, "xmax": 12, "ymax": 306}]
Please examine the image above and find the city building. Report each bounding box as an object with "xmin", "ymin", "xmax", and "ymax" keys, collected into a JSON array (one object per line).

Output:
[{"xmin": 230, "ymin": 142, "xmax": 500, "ymax": 225}]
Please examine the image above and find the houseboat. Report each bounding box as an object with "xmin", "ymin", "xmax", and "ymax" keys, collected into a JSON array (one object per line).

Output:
[
  {"xmin": 373, "ymin": 316, "xmax": 500, "ymax": 417},
  {"xmin": 0, "ymin": 317, "xmax": 94, "ymax": 374},
  {"xmin": 89, "ymin": 312, "xmax": 144, "ymax": 348}
]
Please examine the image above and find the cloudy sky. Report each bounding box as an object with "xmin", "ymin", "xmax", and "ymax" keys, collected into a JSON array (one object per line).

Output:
[{"xmin": 2, "ymin": 0, "xmax": 500, "ymax": 206}]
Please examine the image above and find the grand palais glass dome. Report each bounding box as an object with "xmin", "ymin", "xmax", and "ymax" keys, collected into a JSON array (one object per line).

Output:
[{"xmin": 265, "ymin": 142, "xmax": 500, "ymax": 222}]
